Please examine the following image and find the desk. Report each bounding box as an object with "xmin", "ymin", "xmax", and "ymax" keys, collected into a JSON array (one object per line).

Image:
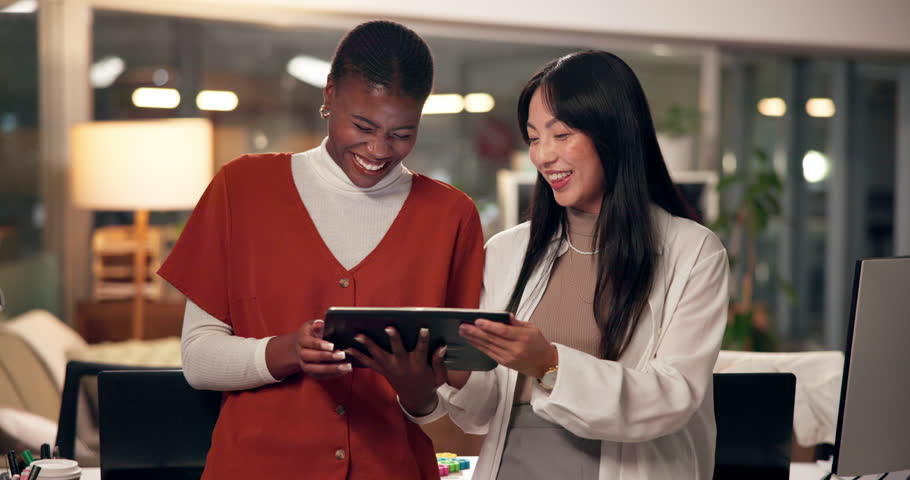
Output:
[
  {"xmin": 77, "ymin": 463, "xmax": 910, "ymax": 480},
  {"xmin": 78, "ymin": 466, "xmax": 473, "ymax": 480}
]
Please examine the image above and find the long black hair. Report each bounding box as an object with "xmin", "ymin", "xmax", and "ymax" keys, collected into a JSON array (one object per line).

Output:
[
  {"xmin": 329, "ymin": 20, "xmax": 434, "ymax": 102},
  {"xmin": 508, "ymin": 50, "xmax": 695, "ymax": 360}
]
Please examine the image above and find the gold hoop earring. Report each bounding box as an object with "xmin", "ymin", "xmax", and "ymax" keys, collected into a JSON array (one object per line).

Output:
[{"xmin": 319, "ymin": 105, "xmax": 330, "ymax": 119}]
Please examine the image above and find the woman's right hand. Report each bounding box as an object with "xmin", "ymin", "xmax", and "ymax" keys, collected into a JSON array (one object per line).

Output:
[
  {"xmin": 295, "ymin": 319, "xmax": 352, "ymax": 379},
  {"xmin": 266, "ymin": 320, "xmax": 351, "ymax": 380}
]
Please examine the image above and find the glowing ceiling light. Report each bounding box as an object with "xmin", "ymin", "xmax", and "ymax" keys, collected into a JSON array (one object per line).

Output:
[
  {"xmin": 464, "ymin": 93, "xmax": 495, "ymax": 113},
  {"xmin": 196, "ymin": 90, "xmax": 239, "ymax": 111},
  {"xmin": 802, "ymin": 150, "xmax": 830, "ymax": 183},
  {"xmin": 90, "ymin": 56, "xmax": 125, "ymax": 89},
  {"xmin": 132, "ymin": 88, "xmax": 180, "ymax": 109},
  {"xmin": 758, "ymin": 98, "xmax": 787, "ymax": 117},
  {"xmin": 806, "ymin": 98, "xmax": 836, "ymax": 118},
  {"xmin": 1, "ymin": 0, "xmax": 37, "ymax": 13},
  {"xmin": 287, "ymin": 55, "xmax": 331, "ymax": 88},
  {"xmin": 423, "ymin": 94, "xmax": 464, "ymax": 115}
]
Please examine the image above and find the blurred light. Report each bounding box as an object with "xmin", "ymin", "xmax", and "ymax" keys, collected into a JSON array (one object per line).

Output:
[
  {"xmin": 1, "ymin": 113, "xmax": 18, "ymax": 133},
  {"xmin": 32, "ymin": 203, "xmax": 44, "ymax": 228},
  {"xmin": 253, "ymin": 131, "xmax": 269, "ymax": 150},
  {"xmin": 464, "ymin": 93, "xmax": 495, "ymax": 113},
  {"xmin": 1, "ymin": 0, "xmax": 37, "ymax": 13},
  {"xmin": 652, "ymin": 44, "xmax": 672, "ymax": 57},
  {"xmin": 758, "ymin": 97, "xmax": 787, "ymax": 117},
  {"xmin": 802, "ymin": 150, "xmax": 830, "ymax": 183},
  {"xmin": 153, "ymin": 68, "xmax": 169, "ymax": 86},
  {"xmin": 132, "ymin": 87, "xmax": 180, "ymax": 109},
  {"xmin": 90, "ymin": 56, "xmax": 125, "ymax": 88},
  {"xmin": 478, "ymin": 202, "xmax": 501, "ymax": 228},
  {"xmin": 196, "ymin": 90, "xmax": 239, "ymax": 111},
  {"xmin": 806, "ymin": 98, "xmax": 836, "ymax": 117},
  {"xmin": 722, "ymin": 152, "xmax": 737, "ymax": 174},
  {"xmin": 287, "ymin": 55, "xmax": 331, "ymax": 88},
  {"xmin": 428, "ymin": 168, "xmax": 453, "ymax": 184},
  {"xmin": 423, "ymin": 94, "xmax": 464, "ymax": 115}
]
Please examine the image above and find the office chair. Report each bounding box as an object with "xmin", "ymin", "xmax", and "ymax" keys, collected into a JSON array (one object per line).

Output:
[
  {"xmin": 54, "ymin": 360, "xmax": 164, "ymax": 461},
  {"xmin": 713, "ymin": 372, "xmax": 796, "ymax": 480},
  {"xmin": 98, "ymin": 369, "xmax": 220, "ymax": 480}
]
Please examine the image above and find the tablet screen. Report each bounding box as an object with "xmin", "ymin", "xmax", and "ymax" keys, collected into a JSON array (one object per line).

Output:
[{"xmin": 324, "ymin": 307, "xmax": 510, "ymax": 371}]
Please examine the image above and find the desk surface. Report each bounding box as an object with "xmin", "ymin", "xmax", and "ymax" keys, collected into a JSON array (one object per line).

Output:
[{"xmin": 80, "ymin": 462, "xmax": 909, "ymax": 480}]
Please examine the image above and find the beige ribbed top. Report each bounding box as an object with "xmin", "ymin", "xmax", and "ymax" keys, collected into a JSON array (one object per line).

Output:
[{"xmin": 514, "ymin": 208, "xmax": 603, "ymax": 404}]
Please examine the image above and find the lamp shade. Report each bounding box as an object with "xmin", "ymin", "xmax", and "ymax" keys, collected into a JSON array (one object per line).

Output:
[{"xmin": 71, "ymin": 118, "xmax": 213, "ymax": 210}]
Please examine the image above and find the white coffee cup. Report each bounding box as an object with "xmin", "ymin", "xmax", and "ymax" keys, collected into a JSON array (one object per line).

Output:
[{"xmin": 27, "ymin": 459, "xmax": 82, "ymax": 480}]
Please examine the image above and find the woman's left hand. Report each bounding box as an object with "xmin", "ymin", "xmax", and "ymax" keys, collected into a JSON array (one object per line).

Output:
[
  {"xmin": 459, "ymin": 314, "xmax": 558, "ymax": 379},
  {"xmin": 346, "ymin": 326, "xmax": 447, "ymax": 417}
]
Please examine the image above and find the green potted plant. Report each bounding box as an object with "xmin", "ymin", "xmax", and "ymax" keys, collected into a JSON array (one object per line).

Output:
[
  {"xmin": 656, "ymin": 103, "xmax": 700, "ymax": 172},
  {"xmin": 709, "ymin": 147, "xmax": 794, "ymax": 351}
]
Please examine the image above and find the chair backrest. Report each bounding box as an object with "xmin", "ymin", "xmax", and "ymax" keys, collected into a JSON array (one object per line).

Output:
[
  {"xmin": 713, "ymin": 372, "xmax": 796, "ymax": 480},
  {"xmin": 55, "ymin": 361, "xmax": 166, "ymax": 463},
  {"xmin": 98, "ymin": 370, "xmax": 220, "ymax": 480}
]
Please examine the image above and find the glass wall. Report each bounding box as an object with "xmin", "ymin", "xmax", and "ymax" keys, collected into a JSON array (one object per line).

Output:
[
  {"xmin": 720, "ymin": 53, "xmax": 904, "ymax": 350},
  {"xmin": 7, "ymin": 5, "xmax": 901, "ymax": 350},
  {"xmin": 0, "ymin": 8, "xmax": 58, "ymax": 318},
  {"xmin": 90, "ymin": 11, "xmax": 703, "ymax": 240}
]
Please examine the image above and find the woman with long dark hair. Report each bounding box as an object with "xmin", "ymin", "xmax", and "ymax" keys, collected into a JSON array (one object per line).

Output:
[
  {"xmin": 408, "ymin": 50, "xmax": 729, "ymax": 479},
  {"xmin": 159, "ymin": 21, "xmax": 483, "ymax": 479}
]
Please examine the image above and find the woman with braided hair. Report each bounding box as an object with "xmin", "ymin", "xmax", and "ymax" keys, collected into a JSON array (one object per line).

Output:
[{"xmin": 159, "ymin": 20, "xmax": 483, "ymax": 479}]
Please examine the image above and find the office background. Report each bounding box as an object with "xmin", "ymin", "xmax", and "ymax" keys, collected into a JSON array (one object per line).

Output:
[{"xmin": 1, "ymin": 0, "xmax": 909, "ymax": 355}]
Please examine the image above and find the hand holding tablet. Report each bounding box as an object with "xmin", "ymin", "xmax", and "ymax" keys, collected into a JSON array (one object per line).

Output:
[{"xmin": 323, "ymin": 307, "xmax": 511, "ymax": 371}]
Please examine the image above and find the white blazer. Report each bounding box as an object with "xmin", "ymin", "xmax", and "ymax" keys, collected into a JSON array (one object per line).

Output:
[{"xmin": 409, "ymin": 206, "xmax": 729, "ymax": 480}]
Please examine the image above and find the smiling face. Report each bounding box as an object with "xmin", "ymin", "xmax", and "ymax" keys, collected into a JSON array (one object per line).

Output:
[
  {"xmin": 323, "ymin": 74, "xmax": 423, "ymax": 188},
  {"xmin": 526, "ymin": 88, "xmax": 605, "ymax": 214}
]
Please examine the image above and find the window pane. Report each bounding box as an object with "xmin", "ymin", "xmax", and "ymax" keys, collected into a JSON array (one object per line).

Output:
[{"xmin": 0, "ymin": 10, "xmax": 56, "ymax": 318}]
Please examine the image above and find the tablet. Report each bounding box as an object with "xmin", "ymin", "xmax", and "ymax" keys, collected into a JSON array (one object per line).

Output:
[{"xmin": 323, "ymin": 307, "xmax": 510, "ymax": 371}]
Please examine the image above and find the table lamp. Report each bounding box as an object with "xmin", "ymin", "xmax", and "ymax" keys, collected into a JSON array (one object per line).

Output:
[{"xmin": 71, "ymin": 118, "xmax": 213, "ymax": 339}]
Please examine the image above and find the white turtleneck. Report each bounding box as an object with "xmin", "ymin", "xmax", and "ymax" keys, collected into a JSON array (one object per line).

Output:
[{"xmin": 180, "ymin": 138, "xmax": 413, "ymax": 391}]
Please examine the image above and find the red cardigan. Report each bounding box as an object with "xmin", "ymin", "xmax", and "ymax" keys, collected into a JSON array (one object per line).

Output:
[{"xmin": 159, "ymin": 153, "xmax": 483, "ymax": 479}]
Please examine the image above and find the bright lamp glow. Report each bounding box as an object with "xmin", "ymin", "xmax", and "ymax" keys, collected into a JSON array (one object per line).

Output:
[
  {"xmin": 806, "ymin": 98, "xmax": 836, "ymax": 118},
  {"xmin": 132, "ymin": 88, "xmax": 180, "ymax": 109},
  {"xmin": 802, "ymin": 150, "xmax": 830, "ymax": 183},
  {"xmin": 90, "ymin": 56, "xmax": 125, "ymax": 89},
  {"xmin": 196, "ymin": 90, "xmax": 239, "ymax": 111},
  {"xmin": 464, "ymin": 93, "xmax": 495, "ymax": 113},
  {"xmin": 71, "ymin": 118, "xmax": 214, "ymax": 210},
  {"xmin": 423, "ymin": 94, "xmax": 464, "ymax": 115},
  {"xmin": 1, "ymin": 0, "xmax": 37, "ymax": 13},
  {"xmin": 287, "ymin": 55, "xmax": 331, "ymax": 88},
  {"xmin": 758, "ymin": 98, "xmax": 787, "ymax": 117}
]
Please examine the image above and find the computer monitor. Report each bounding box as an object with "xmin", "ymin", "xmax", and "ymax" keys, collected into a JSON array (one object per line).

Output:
[
  {"xmin": 833, "ymin": 256, "xmax": 910, "ymax": 476},
  {"xmin": 496, "ymin": 169, "xmax": 719, "ymax": 230},
  {"xmin": 98, "ymin": 370, "xmax": 221, "ymax": 480}
]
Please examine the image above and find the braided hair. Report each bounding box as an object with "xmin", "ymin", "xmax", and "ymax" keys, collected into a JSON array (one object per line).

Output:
[{"xmin": 329, "ymin": 20, "xmax": 434, "ymax": 102}]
